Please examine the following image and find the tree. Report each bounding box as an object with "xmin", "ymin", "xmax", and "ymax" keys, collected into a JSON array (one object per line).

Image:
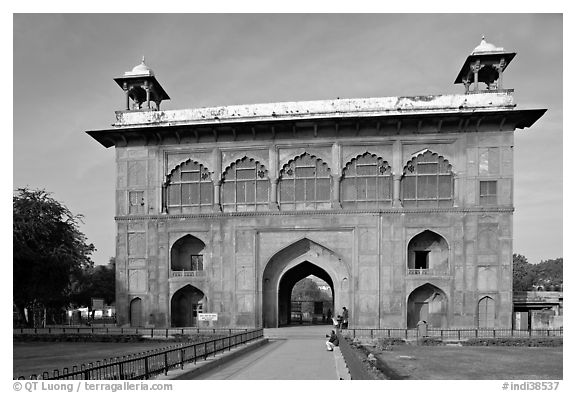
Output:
[
  {"xmin": 292, "ymin": 277, "xmax": 331, "ymax": 302},
  {"xmin": 533, "ymin": 258, "xmax": 563, "ymax": 290},
  {"xmin": 13, "ymin": 188, "xmax": 95, "ymax": 326},
  {"xmin": 512, "ymin": 254, "xmax": 535, "ymax": 291},
  {"xmin": 71, "ymin": 258, "xmax": 116, "ymax": 307},
  {"xmin": 512, "ymin": 254, "xmax": 563, "ymax": 292}
]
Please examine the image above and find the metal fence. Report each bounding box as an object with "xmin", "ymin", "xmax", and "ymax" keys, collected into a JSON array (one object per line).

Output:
[
  {"xmin": 344, "ymin": 328, "xmax": 563, "ymax": 340},
  {"xmin": 14, "ymin": 327, "xmax": 250, "ymax": 337},
  {"xmin": 16, "ymin": 329, "xmax": 264, "ymax": 380}
]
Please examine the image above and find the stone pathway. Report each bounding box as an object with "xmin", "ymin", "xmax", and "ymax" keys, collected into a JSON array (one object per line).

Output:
[{"xmin": 195, "ymin": 325, "xmax": 347, "ymax": 380}]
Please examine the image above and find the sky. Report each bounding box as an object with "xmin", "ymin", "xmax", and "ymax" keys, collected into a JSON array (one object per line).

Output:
[{"xmin": 12, "ymin": 13, "xmax": 562, "ymax": 266}]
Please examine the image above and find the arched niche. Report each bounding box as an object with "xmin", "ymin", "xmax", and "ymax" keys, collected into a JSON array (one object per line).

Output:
[
  {"xmin": 407, "ymin": 283, "xmax": 448, "ymax": 328},
  {"xmin": 407, "ymin": 230, "xmax": 449, "ymax": 275},
  {"xmin": 170, "ymin": 235, "xmax": 206, "ymax": 272},
  {"xmin": 170, "ymin": 285, "xmax": 205, "ymax": 327}
]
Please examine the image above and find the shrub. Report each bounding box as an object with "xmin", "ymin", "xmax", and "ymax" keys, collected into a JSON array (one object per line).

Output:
[{"xmin": 463, "ymin": 337, "xmax": 562, "ymax": 347}]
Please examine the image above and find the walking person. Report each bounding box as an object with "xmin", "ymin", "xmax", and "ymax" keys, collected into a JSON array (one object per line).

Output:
[
  {"xmin": 325, "ymin": 330, "xmax": 339, "ymax": 351},
  {"xmin": 341, "ymin": 307, "xmax": 349, "ymax": 329}
]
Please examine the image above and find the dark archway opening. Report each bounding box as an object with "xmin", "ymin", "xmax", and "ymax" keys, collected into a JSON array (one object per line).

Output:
[
  {"xmin": 130, "ymin": 297, "xmax": 143, "ymax": 327},
  {"xmin": 278, "ymin": 261, "xmax": 334, "ymax": 326},
  {"xmin": 171, "ymin": 285, "xmax": 205, "ymax": 327},
  {"xmin": 170, "ymin": 235, "xmax": 205, "ymax": 273},
  {"xmin": 290, "ymin": 275, "xmax": 334, "ymax": 325},
  {"xmin": 407, "ymin": 283, "xmax": 447, "ymax": 328}
]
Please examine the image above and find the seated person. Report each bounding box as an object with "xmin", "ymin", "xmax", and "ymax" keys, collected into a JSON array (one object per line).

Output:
[{"xmin": 326, "ymin": 330, "xmax": 339, "ymax": 351}]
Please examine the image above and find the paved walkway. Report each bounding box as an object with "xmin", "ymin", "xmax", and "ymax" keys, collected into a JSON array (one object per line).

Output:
[{"xmin": 195, "ymin": 325, "xmax": 345, "ymax": 380}]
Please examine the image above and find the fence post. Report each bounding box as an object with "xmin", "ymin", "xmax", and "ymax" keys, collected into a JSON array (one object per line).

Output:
[
  {"xmin": 164, "ymin": 352, "xmax": 168, "ymax": 375},
  {"xmin": 166, "ymin": 329, "xmax": 168, "ymax": 338},
  {"xmin": 493, "ymin": 329, "xmax": 496, "ymax": 338},
  {"xmin": 370, "ymin": 329, "xmax": 373, "ymax": 339},
  {"xmin": 405, "ymin": 329, "xmax": 408, "ymax": 339},
  {"xmin": 204, "ymin": 342, "xmax": 208, "ymax": 360},
  {"xmin": 144, "ymin": 356, "xmax": 150, "ymax": 380},
  {"xmin": 180, "ymin": 349, "xmax": 185, "ymax": 369},
  {"xmin": 194, "ymin": 344, "xmax": 197, "ymax": 364},
  {"xmin": 119, "ymin": 362, "xmax": 124, "ymax": 380}
]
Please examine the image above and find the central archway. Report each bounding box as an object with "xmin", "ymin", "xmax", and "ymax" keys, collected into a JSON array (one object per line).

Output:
[
  {"xmin": 279, "ymin": 262, "xmax": 334, "ymax": 326},
  {"xmin": 261, "ymin": 238, "xmax": 350, "ymax": 328}
]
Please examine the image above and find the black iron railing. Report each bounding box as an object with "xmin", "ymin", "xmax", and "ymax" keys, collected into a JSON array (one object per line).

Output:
[
  {"xmin": 14, "ymin": 327, "xmax": 250, "ymax": 337},
  {"xmin": 16, "ymin": 329, "xmax": 264, "ymax": 380},
  {"xmin": 343, "ymin": 328, "xmax": 563, "ymax": 340}
]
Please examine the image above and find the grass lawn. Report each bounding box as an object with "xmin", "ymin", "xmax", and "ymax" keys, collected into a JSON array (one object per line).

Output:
[
  {"xmin": 369, "ymin": 345, "xmax": 562, "ymax": 380},
  {"xmin": 13, "ymin": 341, "xmax": 177, "ymax": 378}
]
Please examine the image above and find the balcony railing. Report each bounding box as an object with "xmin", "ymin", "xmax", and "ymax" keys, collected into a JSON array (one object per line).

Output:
[
  {"xmin": 407, "ymin": 268, "xmax": 448, "ymax": 276},
  {"xmin": 171, "ymin": 270, "xmax": 206, "ymax": 278}
]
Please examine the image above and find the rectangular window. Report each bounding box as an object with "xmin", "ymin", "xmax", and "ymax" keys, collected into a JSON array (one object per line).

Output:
[
  {"xmin": 280, "ymin": 180, "xmax": 295, "ymax": 202},
  {"xmin": 415, "ymin": 251, "xmax": 429, "ymax": 270},
  {"xmin": 480, "ymin": 180, "xmax": 497, "ymax": 205},
  {"xmin": 129, "ymin": 191, "xmax": 144, "ymax": 214},
  {"xmin": 190, "ymin": 255, "xmax": 203, "ymax": 271}
]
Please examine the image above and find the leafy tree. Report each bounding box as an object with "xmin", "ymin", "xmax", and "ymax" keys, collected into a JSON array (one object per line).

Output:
[
  {"xmin": 13, "ymin": 188, "xmax": 95, "ymax": 326},
  {"xmin": 533, "ymin": 258, "xmax": 563, "ymax": 290},
  {"xmin": 292, "ymin": 277, "xmax": 331, "ymax": 302},
  {"xmin": 513, "ymin": 254, "xmax": 535, "ymax": 291},
  {"xmin": 512, "ymin": 254, "xmax": 563, "ymax": 291},
  {"xmin": 71, "ymin": 258, "xmax": 115, "ymax": 307}
]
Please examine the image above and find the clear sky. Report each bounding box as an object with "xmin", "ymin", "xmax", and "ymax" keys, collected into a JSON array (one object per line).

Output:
[{"xmin": 13, "ymin": 14, "xmax": 562, "ymax": 265}]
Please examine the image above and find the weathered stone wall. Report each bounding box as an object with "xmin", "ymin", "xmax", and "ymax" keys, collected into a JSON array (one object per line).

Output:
[{"xmin": 113, "ymin": 129, "xmax": 514, "ymax": 328}]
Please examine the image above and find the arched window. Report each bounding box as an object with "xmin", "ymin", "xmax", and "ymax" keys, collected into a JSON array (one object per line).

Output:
[
  {"xmin": 401, "ymin": 150, "xmax": 453, "ymax": 207},
  {"xmin": 279, "ymin": 153, "xmax": 331, "ymax": 210},
  {"xmin": 170, "ymin": 235, "xmax": 206, "ymax": 277},
  {"xmin": 478, "ymin": 296, "xmax": 496, "ymax": 328},
  {"xmin": 221, "ymin": 157, "xmax": 269, "ymax": 212},
  {"xmin": 167, "ymin": 160, "xmax": 213, "ymax": 213},
  {"xmin": 407, "ymin": 230, "xmax": 449, "ymax": 275},
  {"xmin": 341, "ymin": 153, "xmax": 393, "ymax": 208}
]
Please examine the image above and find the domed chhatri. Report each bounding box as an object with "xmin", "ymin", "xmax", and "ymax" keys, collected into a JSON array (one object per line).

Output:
[
  {"xmin": 114, "ymin": 57, "xmax": 170, "ymax": 111},
  {"xmin": 126, "ymin": 57, "xmax": 155, "ymax": 77},
  {"xmin": 471, "ymin": 36, "xmax": 505, "ymax": 55},
  {"xmin": 454, "ymin": 36, "xmax": 516, "ymax": 93}
]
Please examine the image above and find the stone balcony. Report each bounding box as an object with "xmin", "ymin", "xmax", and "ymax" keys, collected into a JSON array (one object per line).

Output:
[{"xmin": 170, "ymin": 270, "xmax": 206, "ymax": 278}]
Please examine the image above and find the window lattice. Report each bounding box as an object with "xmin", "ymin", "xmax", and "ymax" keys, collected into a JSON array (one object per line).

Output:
[
  {"xmin": 279, "ymin": 153, "xmax": 331, "ymax": 209},
  {"xmin": 341, "ymin": 153, "xmax": 392, "ymax": 208},
  {"xmin": 221, "ymin": 157, "xmax": 269, "ymax": 212},
  {"xmin": 190, "ymin": 255, "xmax": 204, "ymax": 271},
  {"xmin": 479, "ymin": 180, "xmax": 497, "ymax": 206},
  {"xmin": 167, "ymin": 160, "xmax": 213, "ymax": 212},
  {"xmin": 401, "ymin": 151, "xmax": 453, "ymax": 207},
  {"xmin": 128, "ymin": 191, "xmax": 145, "ymax": 214}
]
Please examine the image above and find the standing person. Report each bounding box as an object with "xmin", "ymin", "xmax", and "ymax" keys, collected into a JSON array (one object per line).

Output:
[
  {"xmin": 326, "ymin": 308, "xmax": 332, "ymax": 324},
  {"xmin": 325, "ymin": 330, "xmax": 339, "ymax": 351},
  {"xmin": 341, "ymin": 307, "xmax": 349, "ymax": 329}
]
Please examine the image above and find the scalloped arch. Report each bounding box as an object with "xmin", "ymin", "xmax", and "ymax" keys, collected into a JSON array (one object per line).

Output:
[
  {"xmin": 167, "ymin": 158, "xmax": 212, "ymax": 181},
  {"xmin": 402, "ymin": 150, "xmax": 453, "ymax": 173},
  {"xmin": 279, "ymin": 152, "xmax": 331, "ymax": 175},
  {"xmin": 343, "ymin": 152, "xmax": 391, "ymax": 172},
  {"xmin": 222, "ymin": 156, "xmax": 269, "ymax": 179}
]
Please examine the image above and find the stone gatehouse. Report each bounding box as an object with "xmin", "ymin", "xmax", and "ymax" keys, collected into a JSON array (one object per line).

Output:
[{"xmin": 88, "ymin": 38, "xmax": 545, "ymax": 329}]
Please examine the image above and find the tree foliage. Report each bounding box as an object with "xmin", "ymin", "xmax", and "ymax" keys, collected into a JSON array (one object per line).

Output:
[
  {"xmin": 71, "ymin": 258, "xmax": 115, "ymax": 307},
  {"xmin": 513, "ymin": 254, "xmax": 563, "ymax": 291},
  {"xmin": 292, "ymin": 277, "xmax": 332, "ymax": 302},
  {"xmin": 13, "ymin": 188, "xmax": 95, "ymax": 325}
]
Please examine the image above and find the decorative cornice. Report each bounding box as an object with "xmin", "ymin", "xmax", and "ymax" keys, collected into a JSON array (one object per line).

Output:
[{"xmin": 115, "ymin": 206, "xmax": 514, "ymax": 221}]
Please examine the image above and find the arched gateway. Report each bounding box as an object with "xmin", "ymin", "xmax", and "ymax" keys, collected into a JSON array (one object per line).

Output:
[{"xmin": 261, "ymin": 238, "xmax": 351, "ymax": 328}]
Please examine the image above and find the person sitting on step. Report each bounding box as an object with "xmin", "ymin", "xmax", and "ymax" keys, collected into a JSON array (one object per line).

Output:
[{"xmin": 326, "ymin": 330, "xmax": 339, "ymax": 351}]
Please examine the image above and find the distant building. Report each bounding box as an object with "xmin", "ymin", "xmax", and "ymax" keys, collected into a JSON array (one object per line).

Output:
[{"xmin": 88, "ymin": 38, "xmax": 546, "ymax": 329}]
